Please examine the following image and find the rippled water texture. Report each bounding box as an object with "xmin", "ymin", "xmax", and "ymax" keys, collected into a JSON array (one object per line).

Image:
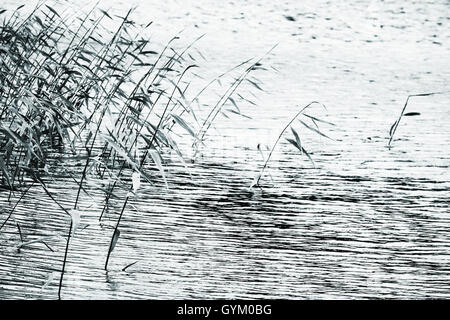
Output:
[{"xmin": 1, "ymin": 0, "xmax": 450, "ymax": 299}]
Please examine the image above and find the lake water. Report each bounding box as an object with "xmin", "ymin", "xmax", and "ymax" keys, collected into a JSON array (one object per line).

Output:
[{"xmin": 1, "ymin": 0, "xmax": 450, "ymax": 299}]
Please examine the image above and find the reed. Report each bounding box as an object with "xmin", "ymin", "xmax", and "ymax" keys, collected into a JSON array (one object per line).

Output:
[
  {"xmin": 250, "ymin": 101, "xmax": 334, "ymax": 188},
  {"xmin": 0, "ymin": 3, "xmax": 270, "ymax": 297},
  {"xmin": 388, "ymin": 91, "xmax": 450, "ymax": 148}
]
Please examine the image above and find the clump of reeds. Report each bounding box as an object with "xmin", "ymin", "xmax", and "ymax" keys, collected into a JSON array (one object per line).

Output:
[{"xmin": 0, "ymin": 2, "xmax": 269, "ymax": 298}]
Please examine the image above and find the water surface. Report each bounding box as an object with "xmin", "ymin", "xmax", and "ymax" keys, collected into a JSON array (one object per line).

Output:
[{"xmin": 1, "ymin": 0, "xmax": 450, "ymax": 299}]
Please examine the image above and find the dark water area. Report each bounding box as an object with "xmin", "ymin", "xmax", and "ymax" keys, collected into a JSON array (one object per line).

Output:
[{"xmin": 1, "ymin": 0, "xmax": 450, "ymax": 299}]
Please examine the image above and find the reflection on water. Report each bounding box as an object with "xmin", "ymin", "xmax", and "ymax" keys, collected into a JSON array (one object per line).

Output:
[{"xmin": 1, "ymin": 0, "xmax": 450, "ymax": 299}]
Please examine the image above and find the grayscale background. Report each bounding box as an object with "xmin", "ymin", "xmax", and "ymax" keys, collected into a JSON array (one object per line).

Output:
[{"xmin": 1, "ymin": 0, "xmax": 449, "ymax": 299}]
